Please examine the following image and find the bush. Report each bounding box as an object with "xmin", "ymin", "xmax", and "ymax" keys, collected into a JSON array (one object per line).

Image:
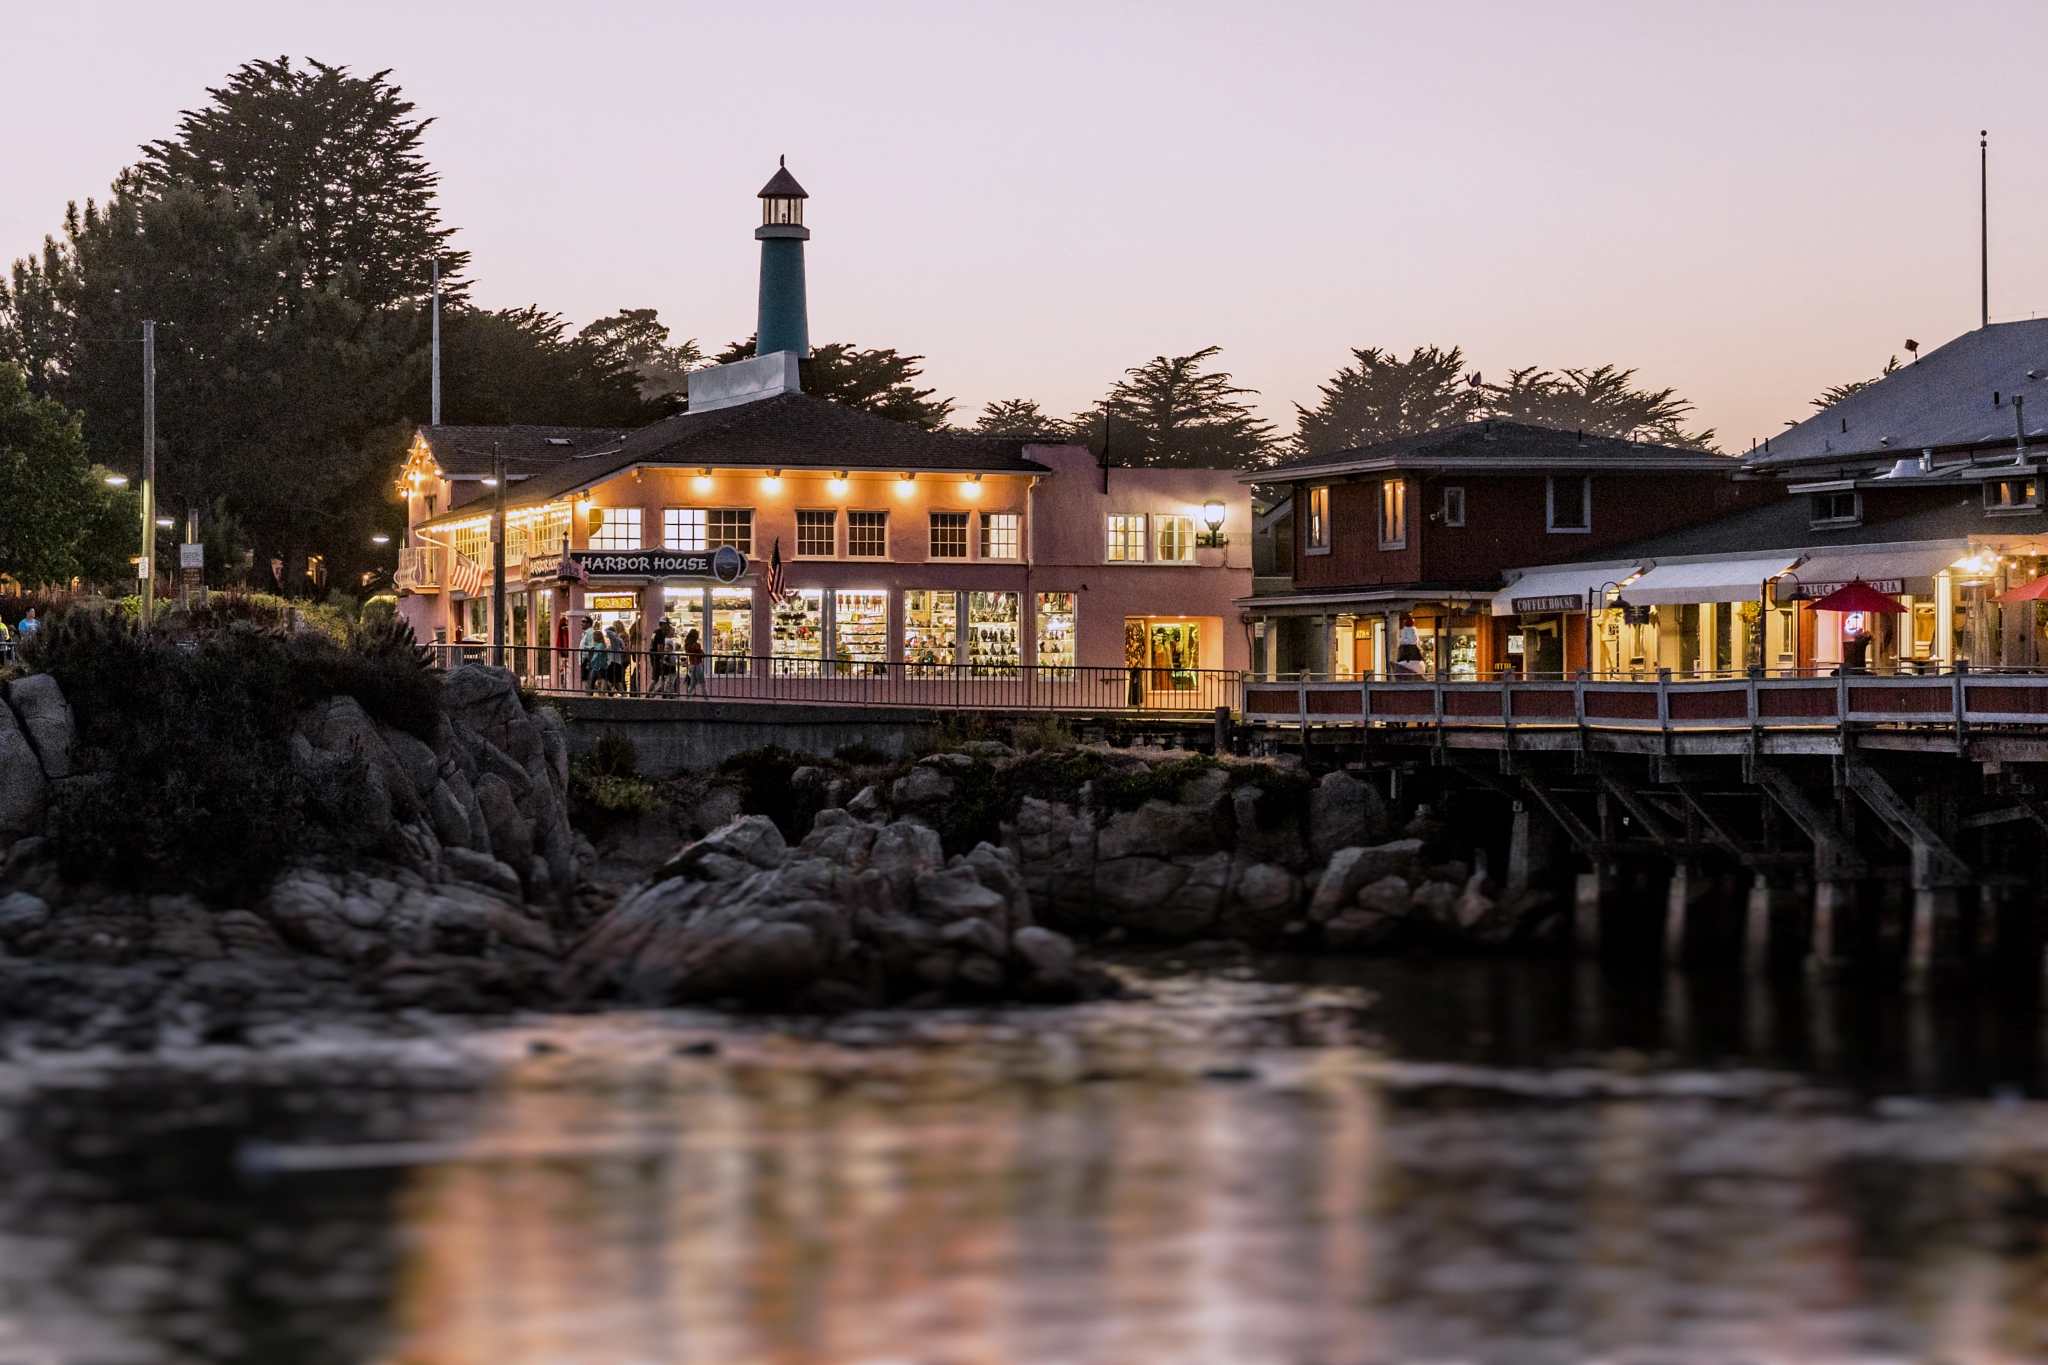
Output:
[{"xmin": 21, "ymin": 608, "xmax": 441, "ymax": 899}]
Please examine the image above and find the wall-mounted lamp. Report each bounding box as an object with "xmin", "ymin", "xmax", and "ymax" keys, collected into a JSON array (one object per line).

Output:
[
  {"xmin": 762, "ymin": 470, "xmax": 782, "ymax": 492},
  {"xmin": 1199, "ymin": 499, "xmax": 1228, "ymax": 547},
  {"xmin": 961, "ymin": 478, "xmax": 982, "ymax": 498},
  {"xmin": 693, "ymin": 474, "xmax": 714, "ymax": 493},
  {"xmin": 829, "ymin": 471, "xmax": 849, "ymax": 495}
]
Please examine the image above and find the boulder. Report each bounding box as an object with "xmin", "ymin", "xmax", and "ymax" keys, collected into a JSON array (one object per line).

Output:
[
  {"xmin": 891, "ymin": 765, "xmax": 955, "ymax": 804},
  {"xmin": 427, "ymin": 779, "xmax": 479, "ymax": 852},
  {"xmin": 473, "ymin": 774, "xmax": 535, "ymax": 888},
  {"xmin": 1096, "ymin": 790, "xmax": 1227, "ymax": 861},
  {"xmin": 300, "ymin": 695, "xmax": 417, "ymax": 817},
  {"xmin": 1410, "ymin": 879, "xmax": 1461, "ymax": 927},
  {"xmin": 8, "ymin": 674, "xmax": 74, "ymax": 779},
  {"xmin": 1215, "ymin": 859, "xmax": 1301, "ymax": 941},
  {"xmin": 868, "ymin": 821, "xmax": 944, "ymax": 897},
  {"xmin": 913, "ymin": 866, "xmax": 1009, "ymax": 924},
  {"xmin": 1306, "ymin": 840, "xmax": 1424, "ymax": 921},
  {"xmin": 1116, "ymin": 850, "xmax": 1228, "ymax": 941},
  {"xmin": 443, "ymin": 847, "xmax": 524, "ymax": 900},
  {"xmin": 1354, "ymin": 874, "xmax": 1414, "ymax": 916},
  {"xmin": 378, "ymin": 724, "xmax": 442, "ymax": 800},
  {"xmin": 1092, "ymin": 857, "xmax": 1191, "ymax": 921},
  {"xmin": 938, "ymin": 915, "xmax": 1007, "ymax": 958},
  {"xmin": 0, "ymin": 890, "xmax": 50, "ymax": 939},
  {"xmin": 1309, "ymin": 770, "xmax": 1388, "ymax": 862},
  {"xmin": 961, "ymin": 840, "xmax": 1033, "ymax": 932},
  {"xmin": 845, "ymin": 784, "xmax": 885, "ymax": 817},
  {"xmin": 1011, "ymin": 924, "xmax": 1077, "ymax": 978},
  {"xmin": 1231, "ymin": 785, "xmax": 1309, "ymax": 869},
  {"xmin": 1323, "ymin": 909, "xmax": 1406, "ymax": 950},
  {"xmin": 443, "ymin": 769, "xmax": 493, "ymax": 853},
  {"xmin": 0, "ymin": 703, "xmax": 48, "ymax": 838}
]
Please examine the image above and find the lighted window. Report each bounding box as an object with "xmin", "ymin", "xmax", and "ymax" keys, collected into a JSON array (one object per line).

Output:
[
  {"xmin": 1305, "ymin": 486, "xmax": 1330, "ymax": 551},
  {"xmin": 1985, "ymin": 478, "xmax": 2039, "ymax": 513},
  {"xmin": 1442, "ymin": 486, "xmax": 1465, "ymax": 527},
  {"xmin": 797, "ymin": 509, "xmax": 837, "ymax": 557},
  {"xmin": 904, "ymin": 589, "xmax": 957, "ymax": 669},
  {"xmin": 980, "ymin": 512, "xmax": 1020, "ymax": 559},
  {"xmin": 665, "ymin": 507, "xmax": 706, "ymax": 551},
  {"xmin": 589, "ymin": 506, "xmax": 641, "ymax": 551},
  {"xmin": 1378, "ymin": 479, "xmax": 1406, "ymax": 548},
  {"xmin": 1156, "ymin": 515, "xmax": 1195, "ymax": 563},
  {"xmin": 1036, "ymin": 592, "xmax": 1076, "ymax": 677},
  {"xmin": 848, "ymin": 510, "xmax": 888, "ymax": 557},
  {"xmin": 1547, "ymin": 476, "xmax": 1590, "ymax": 533},
  {"xmin": 1107, "ymin": 513, "xmax": 1147, "ymax": 561},
  {"xmin": 930, "ymin": 511, "xmax": 969, "ymax": 559},
  {"xmin": 1809, "ymin": 491, "xmax": 1859, "ymax": 526},
  {"xmin": 707, "ymin": 508, "xmax": 753, "ymax": 554}
]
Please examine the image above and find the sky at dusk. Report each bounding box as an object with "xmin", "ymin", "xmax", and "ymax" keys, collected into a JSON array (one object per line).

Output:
[{"xmin": 7, "ymin": 1, "xmax": 2048, "ymax": 453}]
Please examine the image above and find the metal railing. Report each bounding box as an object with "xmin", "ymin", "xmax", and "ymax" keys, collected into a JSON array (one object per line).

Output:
[{"xmin": 429, "ymin": 644, "xmax": 1239, "ymax": 713}]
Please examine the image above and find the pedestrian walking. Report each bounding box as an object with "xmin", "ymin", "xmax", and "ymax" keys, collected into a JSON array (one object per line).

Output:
[
  {"xmin": 579, "ymin": 619, "xmax": 603, "ymax": 693},
  {"xmin": 684, "ymin": 628, "xmax": 706, "ymax": 697}
]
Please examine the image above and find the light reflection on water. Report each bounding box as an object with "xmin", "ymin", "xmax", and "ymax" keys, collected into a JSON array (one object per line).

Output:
[{"xmin": 4, "ymin": 964, "xmax": 2048, "ymax": 1364}]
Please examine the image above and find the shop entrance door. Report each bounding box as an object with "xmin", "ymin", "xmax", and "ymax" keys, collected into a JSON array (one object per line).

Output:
[{"xmin": 1128, "ymin": 618, "xmax": 1200, "ymax": 695}]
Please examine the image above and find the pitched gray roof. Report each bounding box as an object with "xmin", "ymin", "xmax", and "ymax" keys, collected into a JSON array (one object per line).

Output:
[
  {"xmin": 1254, "ymin": 420, "xmax": 1736, "ymax": 483},
  {"xmin": 417, "ymin": 425, "xmax": 630, "ymax": 478},
  {"xmin": 758, "ymin": 165, "xmax": 808, "ymax": 198},
  {"xmin": 1747, "ymin": 318, "xmax": 2048, "ymax": 471},
  {"xmin": 418, "ymin": 393, "xmax": 1052, "ymax": 528}
]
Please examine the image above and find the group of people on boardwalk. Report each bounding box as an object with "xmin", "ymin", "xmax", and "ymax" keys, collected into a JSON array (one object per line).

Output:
[{"xmin": 578, "ymin": 617, "xmax": 706, "ymax": 697}]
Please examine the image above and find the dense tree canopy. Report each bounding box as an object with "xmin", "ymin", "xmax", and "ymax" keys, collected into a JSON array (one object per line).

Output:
[
  {"xmin": 431, "ymin": 306, "xmax": 666, "ymax": 427},
  {"xmin": 0, "ymin": 362, "xmax": 138, "ymax": 587},
  {"xmin": 972, "ymin": 398, "xmax": 1062, "ymax": 437},
  {"xmin": 1480, "ymin": 365, "xmax": 1715, "ymax": 449},
  {"xmin": 1293, "ymin": 345, "xmax": 1483, "ymax": 457},
  {"xmin": 1072, "ymin": 346, "xmax": 1276, "ymax": 470}
]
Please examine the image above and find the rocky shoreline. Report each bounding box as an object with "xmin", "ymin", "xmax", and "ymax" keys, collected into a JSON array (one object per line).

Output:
[{"xmin": 0, "ymin": 658, "xmax": 1565, "ymax": 1048}]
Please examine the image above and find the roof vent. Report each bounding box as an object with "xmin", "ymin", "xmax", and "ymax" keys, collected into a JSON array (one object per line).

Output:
[
  {"xmin": 1882, "ymin": 457, "xmax": 1923, "ymax": 478},
  {"xmin": 545, "ymin": 438, "xmax": 572, "ymax": 446}
]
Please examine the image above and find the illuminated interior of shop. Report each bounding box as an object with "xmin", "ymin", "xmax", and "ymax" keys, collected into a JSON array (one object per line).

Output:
[
  {"xmin": 968, "ymin": 592, "xmax": 1021, "ymax": 675},
  {"xmin": 772, "ymin": 588, "xmax": 824, "ymax": 670},
  {"xmin": 1035, "ymin": 592, "xmax": 1076, "ymax": 676},
  {"xmin": 904, "ymin": 589, "xmax": 956, "ymax": 669},
  {"xmin": 834, "ymin": 590, "xmax": 888, "ymax": 674}
]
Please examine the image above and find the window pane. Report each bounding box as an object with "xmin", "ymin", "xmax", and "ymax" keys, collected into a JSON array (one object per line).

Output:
[
  {"xmin": 968, "ymin": 592, "xmax": 1020, "ymax": 675},
  {"xmin": 980, "ymin": 512, "xmax": 1020, "ymax": 559},
  {"xmin": 834, "ymin": 590, "xmax": 887, "ymax": 669},
  {"xmin": 1156, "ymin": 515, "xmax": 1195, "ymax": 563},
  {"xmin": 904, "ymin": 589, "xmax": 957, "ymax": 668},
  {"xmin": 797, "ymin": 509, "xmax": 836, "ymax": 557},
  {"xmin": 589, "ymin": 505, "xmax": 642, "ymax": 550},
  {"xmin": 1307, "ymin": 487, "xmax": 1330, "ymax": 549},
  {"xmin": 711, "ymin": 587, "xmax": 752, "ymax": 672},
  {"xmin": 930, "ymin": 511, "xmax": 968, "ymax": 558},
  {"xmin": 708, "ymin": 509, "xmax": 752, "ymax": 554},
  {"xmin": 1036, "ymin": 591, "xmax": 1076, "ymax": 677},
  {"xmin": 848, "ymin": 510, "xmax": 888, "ymax": 557},
  {"xmin": 665, "ymin": 507, "xmax": 706, "ymax": 551},
  {"xmin": 1106, "ymin": 513, "xmax": 1146, "ymax": 561},
  {"xmin": 771, "ymin": 588, "xmax": 823, "ymax": 670},
  {"xmin": 1379, "ymin": 481, "xmax": 1404, "ymax": 545}
]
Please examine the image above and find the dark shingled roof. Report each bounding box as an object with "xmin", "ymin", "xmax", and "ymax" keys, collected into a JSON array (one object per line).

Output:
[
  {"xmin": 1605, "ymin": 487, "xmax": 2014, "ymax": 562},
  {"xmin": 1748, "ymin": 318, "xmax": 2048, "ymax": 472},
  {"xmin": 1254, "ymin": 420, "xmax": 1737, "ymax": 482},
  {"xmin": 758, "ymin": 165, "xmax": 808, "ymax": 198},
  {"xmin": 418, "ymin": 392, "xmax": 1054, "ymax": 527},
  {"xmin": 416, "ymin": 425, "xmax": 631, "ymax": 477}
]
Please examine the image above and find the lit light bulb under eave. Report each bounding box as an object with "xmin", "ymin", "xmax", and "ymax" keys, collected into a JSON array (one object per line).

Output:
[
  {"xmin": 693, "ymin": 476, "xmax": 713, "ymax": 494},
  {"xmin": 961, "ymin": 480, "xmax": 981, "ymax": 499}
]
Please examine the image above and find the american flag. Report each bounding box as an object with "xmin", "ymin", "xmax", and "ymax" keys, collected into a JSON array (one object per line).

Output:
[
  {"xmin": 449, "ymin": 551, "xmax": 487, "ymax": 597},
  {"xmin": 767, "ymin": 539, "xmax": 789, "ymax": 603}
]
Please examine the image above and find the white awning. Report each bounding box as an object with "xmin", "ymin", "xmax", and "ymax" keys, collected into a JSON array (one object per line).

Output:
[
  {"xmin": 1778, "ymin": 544, "xmax": 1965, "ymax": 600},
  {"xmin": 1490, "ymin": 564, "xmax": 1640, "ymax": 616},
  {"xmin": 1623, "ymin": 555, "xmax": 1801, "ymax": 605}
]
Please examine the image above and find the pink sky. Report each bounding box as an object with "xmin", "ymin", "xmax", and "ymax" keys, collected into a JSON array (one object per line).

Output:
[{"xmin": 7, "ymin": 1, "xmax": 2048, "ymax": 452}]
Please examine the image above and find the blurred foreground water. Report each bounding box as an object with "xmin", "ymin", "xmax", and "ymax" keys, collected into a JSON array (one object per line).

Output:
[{"xmin": 4, "ymin": 958, "xmax": 2048, "ymax": 1364}]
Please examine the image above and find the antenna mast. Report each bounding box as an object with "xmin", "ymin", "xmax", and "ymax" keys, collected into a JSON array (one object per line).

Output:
[
  {"xmin": 1981, "ymin": 131, "xmax": 1989, "ymax": 329},
  {"xmin": 431, "ymin": 258, "xmax": 442, "ymax": 425}
]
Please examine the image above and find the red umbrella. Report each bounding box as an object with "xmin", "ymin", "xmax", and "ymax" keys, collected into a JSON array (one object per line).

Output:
[
  {"xmin": 1996, "ymin": 575, "xmax": 2048, "ymax": 603},
  {"xmin": 1805, "ymin": 579, "xmax": 1906, "ymax": 613}
]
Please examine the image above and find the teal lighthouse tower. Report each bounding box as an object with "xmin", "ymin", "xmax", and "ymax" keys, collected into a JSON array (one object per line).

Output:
[{"xmin": 756, "ymin": 159, "xmax": 810, "ymax": 358}]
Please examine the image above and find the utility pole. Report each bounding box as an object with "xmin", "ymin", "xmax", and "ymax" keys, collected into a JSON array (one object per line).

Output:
[
  {"xmin": 431, "ymin": 258, "xmax": 442, "ymax": 426},
  {"xmin": 491, "ymin": 440, "xmax": 506, "ymax": 669},
  {"xmin": 141, "ymin": 321, "xmax": 156, "ymax": 625},
  {"xmin": 1981, "ymin": 130, "xmax": 1989, "ymax": 329}
]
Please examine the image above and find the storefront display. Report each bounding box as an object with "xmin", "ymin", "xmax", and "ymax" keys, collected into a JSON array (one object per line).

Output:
[
  {"xmin": 772, "ymin": 588, "xmax": 823, "ymax": 671},
  {"xmin": 834, "ymin": 590, "xmax": 888, "ymax": 674},
  {"xmin": 1448, "ymin": 614, "xmax": 1479, "ymax": 680},
  {"xmin": 711, "ymin": 587, "xmax": 752, "ymax": 672},
  {"xmin": 584, "ymin": 593, "xmax": 642, "ymax": 694},
  {"xmin": 904, "ymin": 589, "xmax": 956, "ymax": 670},
  {"xmin": 1035, "ymin": 592, "xmax": 1076, "ymax": 676},
  {"xmin": 968, "ymin": 592, "xmax": 1021, "ymax": 675},
  {"xmin": 1135, "ymin": 618, "xmax": 1199, "ymax": 692}
]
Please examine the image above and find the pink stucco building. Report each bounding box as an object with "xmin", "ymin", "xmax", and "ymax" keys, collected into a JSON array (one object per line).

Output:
[{"xmin": 393, "ymin": 389, "xmax": 1251, "ymax": 685}]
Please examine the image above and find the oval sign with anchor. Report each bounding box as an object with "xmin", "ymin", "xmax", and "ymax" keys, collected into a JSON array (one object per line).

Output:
[{"xmin": 712, "ymin": 545, "xmax": 746, "ymax": 583}]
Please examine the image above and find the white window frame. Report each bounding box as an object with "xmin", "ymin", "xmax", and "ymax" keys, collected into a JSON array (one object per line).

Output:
[
  {"xmin": 979, "ymin": 511, "xmax": 1020, "ymax": 560},
  {"xmin": 795, "ymin": 508, "xmax": 838, "ymax": 558},
  {"xmin": 847, "ymin": 509, "xmax": 888, "ymax": 558},
  {"xmin": 1304, "ymin": 486, "xmax": 1330, "ymax": 554},
  {"xmin": 1155, "ymin": 514, "xmax": 1196, "ymax": 564},
  {"xmin": 665, "ymin": 507, "xmax": 706, "ymax": 551},
  {"xmin": 1106, "ymin": 513, "xmax": 1147, "ymax": 562},
  {"xmin": 1546, "ymin": 476, "xmax": 1591, "ymax": 534},
  {"xmin": 929, "ymin": 511, "xmax": 970, "ymax": 559},
  {"xmin": 1378, "ymin": 479, "xmax": 1406, "ymax": 550},
  {"xmin": 588, "ymin": 505, "xmax": 642, "ymax": 551},
  {"xmin": 1441, "ymin": 486, "xmax": 1465, "ymax": 527}
]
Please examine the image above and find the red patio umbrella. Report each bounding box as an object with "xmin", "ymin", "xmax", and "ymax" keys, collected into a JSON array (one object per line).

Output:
[
  {"xmin": 1805, "ymin": 579, "xmax": 1906, "ymax": 613},
  {"xmin": 1996, "ymin": 575, "xmax": 2048, "ymax": 603}
]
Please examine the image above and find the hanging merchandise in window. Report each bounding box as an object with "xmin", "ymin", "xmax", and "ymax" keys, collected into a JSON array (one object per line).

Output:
[
  {"xmin": 968, "ymin": 592, "xmax": 1020, "ymax": 675},
  {"xmin": 1035, "ymin": 592, "xmax": 1076, "ymax": 677},
  {"xmin": 834, "ymin": 590, "xmax": 887, "ymax": 674},
  {"xmin": 771, "ymin": 588, "xmax": 822, "ymax": 671},
  {"xmin": 711, "ymin": 587, "xmax": 752, "ymax": 673},
  {"xmin": 1144, "ymin": 620, "xmax": 1200, "ymax": 692},
  {"xmin": 903, "ymin": 589, "xmax": 957, "ymax": 670}
]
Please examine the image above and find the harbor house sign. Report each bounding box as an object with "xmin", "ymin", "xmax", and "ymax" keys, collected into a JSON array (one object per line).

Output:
[{"xmin": 530, "ymin": 546, "xmax": 748, "ymax": 583}]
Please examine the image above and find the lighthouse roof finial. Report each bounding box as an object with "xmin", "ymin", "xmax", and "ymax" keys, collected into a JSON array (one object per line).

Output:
[{"xmin": 758, "ymin": 160, "xmax": 808, "ymax": 199}]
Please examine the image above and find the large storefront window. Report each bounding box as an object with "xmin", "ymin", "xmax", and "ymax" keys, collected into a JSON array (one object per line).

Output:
[
  {"xmin": 834, "ymin": 590, "xmax": 888, "ymax": 674},
  {"xmin": 1127, "ymin": 617, "xmax": 1200, "ymax": 695},
  {"xmin": 772, "ymin": 588, "xmax": 823, "ymax": 672},
  {"xmin": 584, "ymin": 592, "xmax": 642, "ymax": 695},
  {"xmin": 711, "ymin": 587, "xmax": 752, "ymax": 672},
  {"xmin": 665, "ymin": 585, "xmax": 704, "ymax": 654},
  {"xmin": 1035, "ymin": 592, "xmax": 1076, "ymax": 677},
  {"xmin": 904, "ymin": 590, "xmax": 957, "ymax": 671},
  {"xmin": 968, "ymin": 592, "xmax": 1020, "ymax": 675}
]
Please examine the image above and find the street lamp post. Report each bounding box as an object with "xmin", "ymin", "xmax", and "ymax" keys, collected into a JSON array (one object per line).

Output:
[{"xmin": 491, "ymin": 441, "xmax": 507, "ymax": 670}]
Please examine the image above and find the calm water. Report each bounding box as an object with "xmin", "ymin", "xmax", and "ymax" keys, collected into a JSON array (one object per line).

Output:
[{"xmin": 4, "ymin": 959, "xmax": 2048, "ymax": 1365}]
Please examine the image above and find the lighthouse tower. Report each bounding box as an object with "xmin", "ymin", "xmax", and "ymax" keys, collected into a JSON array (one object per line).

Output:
[{"xmin": 755, "ymin": 159, "xmax": 810, "ymax": 358}]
